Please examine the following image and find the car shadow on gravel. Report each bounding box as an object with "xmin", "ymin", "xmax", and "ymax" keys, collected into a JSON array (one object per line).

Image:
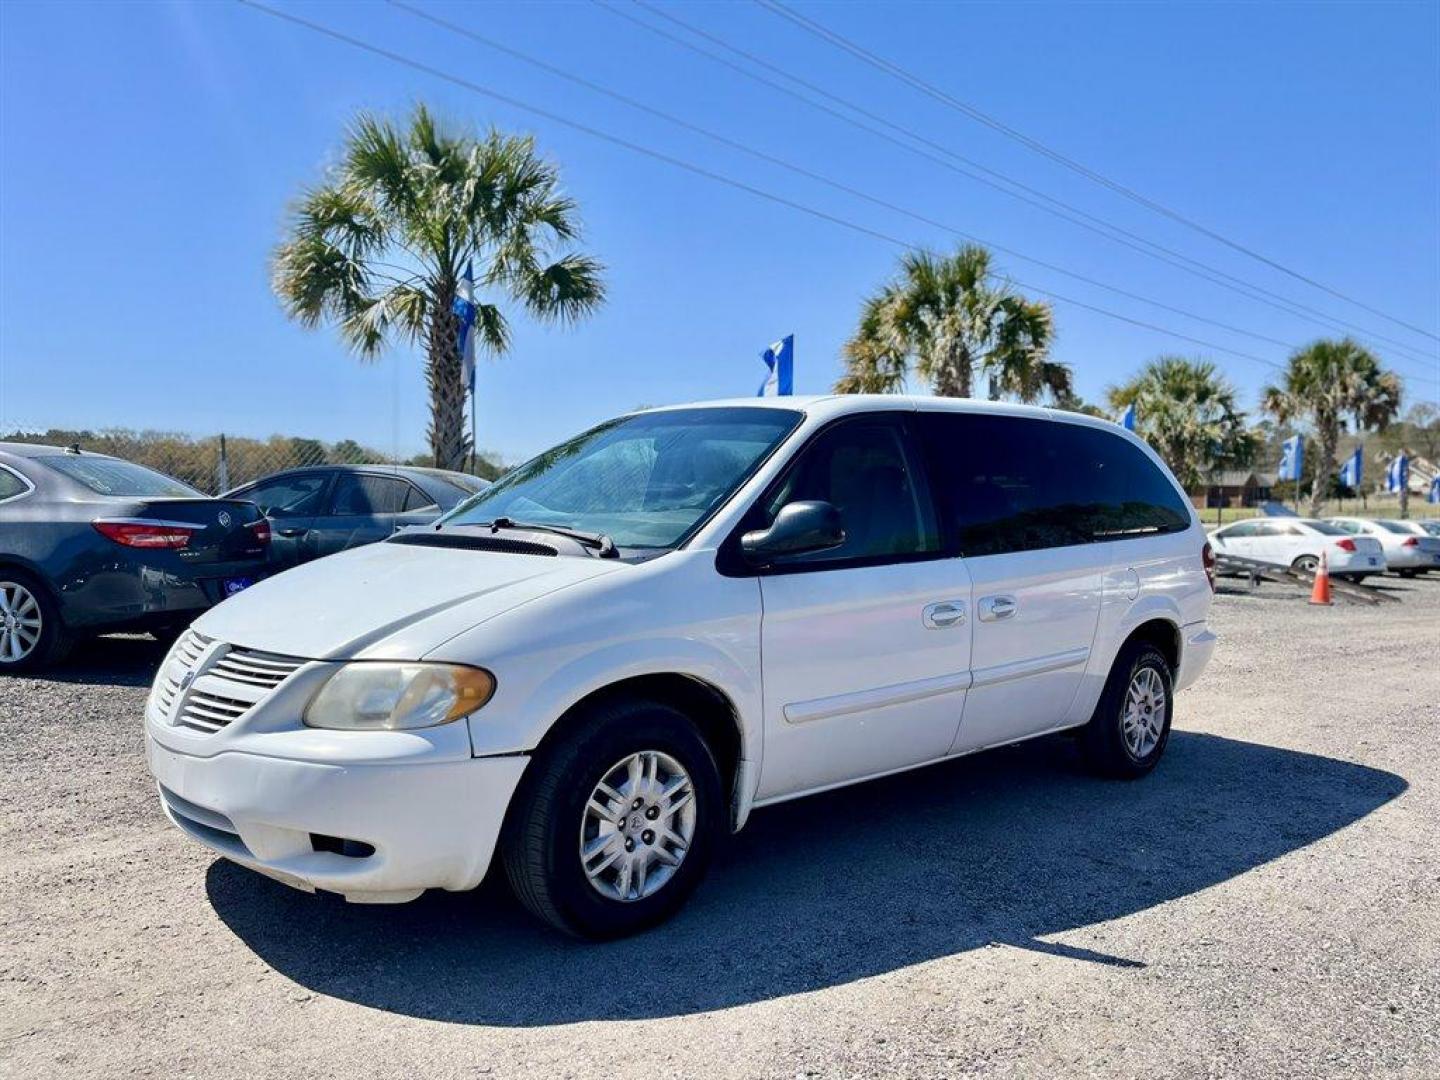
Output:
[
  {"xmin": 206, "ymin": 731, "xmax": 1405, "ymax": 1026},
  {"xmin": 40, "ymin": 634, "xmax": 168, "ymax": 687}
]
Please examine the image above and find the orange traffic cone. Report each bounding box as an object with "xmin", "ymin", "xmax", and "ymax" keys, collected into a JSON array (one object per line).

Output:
[{"xmin": 1309, "ymin": 549, "xmax": 1333, "ymax": 606}]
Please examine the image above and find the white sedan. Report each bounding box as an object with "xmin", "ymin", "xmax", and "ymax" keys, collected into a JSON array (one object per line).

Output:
[
  {"xmin": 1210, "ymin": 518, "xmax": 1386, "ymax": 579},
  {"xmin": 1325, "ymin": 517, "xmax": 1440, "ymax": 577}
]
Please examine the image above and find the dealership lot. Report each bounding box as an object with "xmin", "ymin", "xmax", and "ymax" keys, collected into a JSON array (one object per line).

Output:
[{"xmin": 2, "ymin": 579, "xmax": 1437, "ymax": 1079}]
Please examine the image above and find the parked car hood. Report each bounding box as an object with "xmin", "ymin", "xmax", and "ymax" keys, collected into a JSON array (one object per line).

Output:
[{"xmin": 190, "ymin": 540, "xmax": 624, "ymax": 660}]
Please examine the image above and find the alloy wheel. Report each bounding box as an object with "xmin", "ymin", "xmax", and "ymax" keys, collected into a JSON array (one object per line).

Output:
[
  {"xmin": 0, "ymin": 582, "xmax": 43, "ymax": 664},
  {"xmin": 579, "ymin": 749, "xmax": 696, "ymax": 903},
  {"xmin": 1121, "ymin": 666, "xmax": 1167, "ymax": 759}
]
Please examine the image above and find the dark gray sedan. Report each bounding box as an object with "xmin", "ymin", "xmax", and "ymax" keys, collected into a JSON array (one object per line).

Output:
[
  {"xmin": 0, "ymin": 442, "xmax": 271, "ymax": 672},
  {"xmin": 223, "ymin": 464, "xmax": 488, "ymax": 569}
]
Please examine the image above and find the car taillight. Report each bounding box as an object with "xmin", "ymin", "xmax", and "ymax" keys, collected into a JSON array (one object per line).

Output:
[
  {"xmin": 1402, "ymin": 537, "xmax": 1419, "ymax": 548},
  {"xmin": 92, "ymin": 520, "xmax": 196, "ymax": 549},
  {"xmin": 248, "ymin": 519, "xmax": 272, "ymax": 545},
  {"xmin": 1335, "ymin": 538, "xmax": 1357, "ymax": 552},
  {"xmin": 1202, "ymin": 540, "xmax": 1216, "ymax": 591}
]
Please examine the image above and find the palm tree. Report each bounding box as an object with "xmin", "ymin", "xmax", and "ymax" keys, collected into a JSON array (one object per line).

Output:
[
  {"xmin": 1107, "ymin": 357, "xmax": 1257, "ymax": 492},
  {"xmin": 1260, "ymin": 339, "xmax": 1402, "ymax": 516},
  {"xmin": 835, "ymin": 245, "xmax": 1067, "ymax": 402},
  {"xmin": 272, "ymin": 105, "xmax": 605, "ymax": 470}
]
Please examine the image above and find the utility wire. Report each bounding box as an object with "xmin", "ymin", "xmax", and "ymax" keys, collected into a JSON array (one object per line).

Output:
[
  {"xmin": 238, "ymin": 0, "xmax": 1293, "ymax": 376},
  {"xmin": 755, "ymin": 0, "xmax": 1440, "ymax": 345},
  {"xmin": 614, "ymin": 0, "xmax": 1437, "ymax": 370},
  {"xmin": 391, "ymin": 0, "xmax": 1302, "ymax": 355},
  {"xmin": 240, "ymin": 0, "xmax": 1440, "ymax": 406}
]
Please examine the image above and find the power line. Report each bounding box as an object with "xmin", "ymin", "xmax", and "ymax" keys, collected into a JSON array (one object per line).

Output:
[
  {"xmin": 755, "ymin": 0, "xmax": 1440, "ymax": 345},
  {"xmin": 237, "ymin": 1, "xmax": 1440, "ymax": 404},
  {"xmin": 390, "ymin": 1, "xmax": 1303, "ymax": 356},
  {"xmin": 612, "ymin": 0, "xmax": 1438, "ymax": 372}
]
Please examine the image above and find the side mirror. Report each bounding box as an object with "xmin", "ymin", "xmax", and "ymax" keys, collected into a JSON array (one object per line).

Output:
[{"xmin": 741, "ymin": 500, "xmax": 845, "ymax": 565}]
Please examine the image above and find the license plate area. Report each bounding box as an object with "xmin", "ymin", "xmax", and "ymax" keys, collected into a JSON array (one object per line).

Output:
[{"xmin": 222, "ymin": 576, "xmax": 256, "ymax": 597}]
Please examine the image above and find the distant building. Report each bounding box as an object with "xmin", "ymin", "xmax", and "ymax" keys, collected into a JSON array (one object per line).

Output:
[{"xmin": 1188, "ymin": 469, "xmax": 1275, "ymax": 510}]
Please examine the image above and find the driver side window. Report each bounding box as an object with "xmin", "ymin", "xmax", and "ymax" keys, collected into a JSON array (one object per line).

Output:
[
  {"xmin": 759, "ymin": 418, "xmax": 939, "ymax": 566},
  {"xmin": 241, "ymin": 474, "xmax": 328, "ymax": 517}
]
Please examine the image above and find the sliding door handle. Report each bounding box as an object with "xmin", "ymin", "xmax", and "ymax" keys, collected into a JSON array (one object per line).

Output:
[
  {"xmin": 922, "ymin": 600, "xmax": 966, "ymax": 629},
  {"xmin": 978, "ymin": 595, "xmax": 1018, "ymax": 622}
]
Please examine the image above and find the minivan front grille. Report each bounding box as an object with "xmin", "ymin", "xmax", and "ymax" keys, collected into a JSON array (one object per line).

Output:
[
  {"xmin": 176, "ymin": 689, "xmax": 255, "ymax": 733},
  {"xmin": 157, "ymin": 631, "xmax": 309, "ymax": 736},
  {"xmin": 211, "ymin": 646, "xmax": 307, "ymax": 689}
]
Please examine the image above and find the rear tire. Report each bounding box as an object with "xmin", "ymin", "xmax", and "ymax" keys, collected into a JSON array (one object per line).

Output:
[
  {"xmin": 1292, "ymin": 555, "xmax": 1319, "ymax": 574},
  {"xmin": 501, "ymin": 698, "xmax": 724, "ymax": 939},
  {"xmin": 1397, "ymin": 569, "xmax": 1418, "ymax": 579},
  {"xmin": 0, "ymin": 569, "xmax": 70, "ymax": 674},
  {"xmin": 1081, "ymin": 642, "xmax": 1174, "ymax": 779}
]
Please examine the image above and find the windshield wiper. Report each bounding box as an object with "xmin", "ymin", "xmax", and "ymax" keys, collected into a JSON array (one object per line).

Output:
[{"xmin": 475, "ymin": 517, "xmax": 618, "ymax": 558}]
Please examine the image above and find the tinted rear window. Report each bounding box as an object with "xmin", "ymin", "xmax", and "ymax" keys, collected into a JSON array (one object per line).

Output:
[
  {"xmin": 919, "ymin": 413, "xmax": 1191, "ymax": 556},
  {"xmin": 38, "ymin": 455, "xmax": 199, "ymax": 497},
  {"xmin": 1301, "ymin": 520, "xmax": 1347, "ymax": 536}
]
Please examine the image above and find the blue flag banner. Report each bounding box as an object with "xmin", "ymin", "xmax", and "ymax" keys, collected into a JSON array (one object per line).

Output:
[
  {"xmin": 1385, "ymin": 453, "xmax": 1409, "ymax": 494},
  {"xmin": 1278, "ymin": 435, "xmax": 1303, "ymax": 482},
  {"xmin": 1429, "ymin": 475, "xmax": 1440, "ymax": 505},
  {"xmin": 1120, "ymin": 402, "xmax": 1136, "ymax": 431},
  {"xmin": 757, "ymin": 335, "xmax": 794, "ymax": 397},
  {"xmin": 1338, "ymin": 447, "xmax": 1363, "ymax": 490},
  {"xmin": 452, "ymin": 260, "xmax": 477, "ymax": 394}
]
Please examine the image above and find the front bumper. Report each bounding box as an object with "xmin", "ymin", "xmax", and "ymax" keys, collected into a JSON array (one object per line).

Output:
[{"xmin": 147, "ymin": 734, "xmax": 528, "ymax": 902}]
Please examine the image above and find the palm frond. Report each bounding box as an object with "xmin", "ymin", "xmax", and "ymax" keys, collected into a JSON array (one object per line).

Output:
[{"xmin": 517, "ymin": 254, "xmax": 606, "ymax": 325}]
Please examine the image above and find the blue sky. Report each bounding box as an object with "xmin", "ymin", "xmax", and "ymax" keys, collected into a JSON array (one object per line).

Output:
[{"xmin": 2, "ymin": 0, "xmax": 1437, "ymax": 464}]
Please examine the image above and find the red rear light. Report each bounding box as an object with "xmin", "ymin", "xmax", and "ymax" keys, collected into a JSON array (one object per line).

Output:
[
  {"xmin": 248, "ymin": 519, "xmax": 272, "ymax": 545},
  {"xmin": 1202, "ymin": 540, "xmax": 1216, "ymax": 591},
  {"xmin": 1402, "ymin": 537, "xmax": 1420, "ymax": 548},
  {"xmin": 92, "ymin": 520, "xmax": 196, "ymax": 549},
  {"xmin": 1335, "ymin": 538, "xmax": 1357, "ymax": 552}
]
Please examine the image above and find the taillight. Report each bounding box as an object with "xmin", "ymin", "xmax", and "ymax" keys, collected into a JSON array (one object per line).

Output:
[
  {"xmin": 92, "ymin": 520, "xmax": 196, "ymax": 549},
  {"xmin": 1202, "ymin": 540, "xmax": 1216, "ymax": 591},
  {"xmin": 1335, "ymin": 538, "xmax": 1357, "ymax": 552},
  {"xmin": 248, "ymin": 519, "xmax": 272, "ymax": 545},
  {"xmin": 1402, "ymin": 537, "xmax": 1419, "ymax": 548}
]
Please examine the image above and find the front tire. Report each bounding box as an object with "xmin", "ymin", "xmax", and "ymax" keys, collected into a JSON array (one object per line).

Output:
[
  {"xmin": 0, "ymin": 570, "xmax": 69, "ymax": 674},
  {"xmin": 1081, "ymin": 642, "xmax": 1175, "ymax": 779},
  {"xmin": 501, "ymin": 698, "xmax": 724, "ymax": 939}
]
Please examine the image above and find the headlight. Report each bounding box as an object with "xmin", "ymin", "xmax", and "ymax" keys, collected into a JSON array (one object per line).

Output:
[{"xmin": 304, "ymin": 662, "xmax": 496, "ymax": 731}]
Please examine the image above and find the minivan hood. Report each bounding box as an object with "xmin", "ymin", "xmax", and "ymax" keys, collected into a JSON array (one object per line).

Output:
[{"xmin": 192, "ymin": 541, "xmax": 624, "ymax": 660}]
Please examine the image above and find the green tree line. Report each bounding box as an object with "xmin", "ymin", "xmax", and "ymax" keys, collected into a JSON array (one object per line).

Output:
[{"xmin": 0, "ymin": 427, "xmax": 504, "ymax": 495}]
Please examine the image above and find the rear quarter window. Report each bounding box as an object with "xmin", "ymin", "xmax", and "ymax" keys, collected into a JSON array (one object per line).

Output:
[
  {"xmin": 0, "ymin": 466, "xmax": 32, "ymax": 502},
  {"xmin": 919, "ymin": 413, "xmax": 1192, "ymax": 556}
]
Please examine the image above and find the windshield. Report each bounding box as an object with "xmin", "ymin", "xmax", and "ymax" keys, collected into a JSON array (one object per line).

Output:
[
  {"xmin": 440, "ymin": 407, "xmax": 802, "ymax": 550},
  {"xmin": 1301, "ymin": 520, "xmax": 1347, "ymax": 536},
  {"xmin": 38, "ymin": 454, "xmax": 200, "ymax": 497}
]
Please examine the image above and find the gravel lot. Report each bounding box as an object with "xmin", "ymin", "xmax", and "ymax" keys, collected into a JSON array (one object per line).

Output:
[{"xmin": 3, "ymin": 575, "xmax": 1438, "ymax": 1079}]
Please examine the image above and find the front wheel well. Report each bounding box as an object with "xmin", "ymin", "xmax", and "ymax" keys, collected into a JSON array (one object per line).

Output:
[
  {"xmin": 1119, "ymin": 618, "xmax": 1180, "ymax": 674},
  {"xmin": 534, "ymin": 673, "xmax": 743, "ymax": 809}
]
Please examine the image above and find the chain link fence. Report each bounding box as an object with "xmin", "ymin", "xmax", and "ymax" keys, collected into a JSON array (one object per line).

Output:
[{"xmin": 0, "ymin": 425, "xmax": 503, "ymax": 495}]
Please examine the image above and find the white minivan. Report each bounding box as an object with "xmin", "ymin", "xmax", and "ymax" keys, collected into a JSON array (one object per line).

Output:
[{"xmin": 144, "ymin": 397, "xmax": 1216, "ymax": 938}]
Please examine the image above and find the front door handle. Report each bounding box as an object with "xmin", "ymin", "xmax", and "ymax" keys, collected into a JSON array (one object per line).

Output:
[
  {"xmin": 978, "ymin": 595, "xmax": 1018, "ymax": 622},
  {"xmin": 922, "ymin": 600, "xmax": 966, "ymax": 629}
]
